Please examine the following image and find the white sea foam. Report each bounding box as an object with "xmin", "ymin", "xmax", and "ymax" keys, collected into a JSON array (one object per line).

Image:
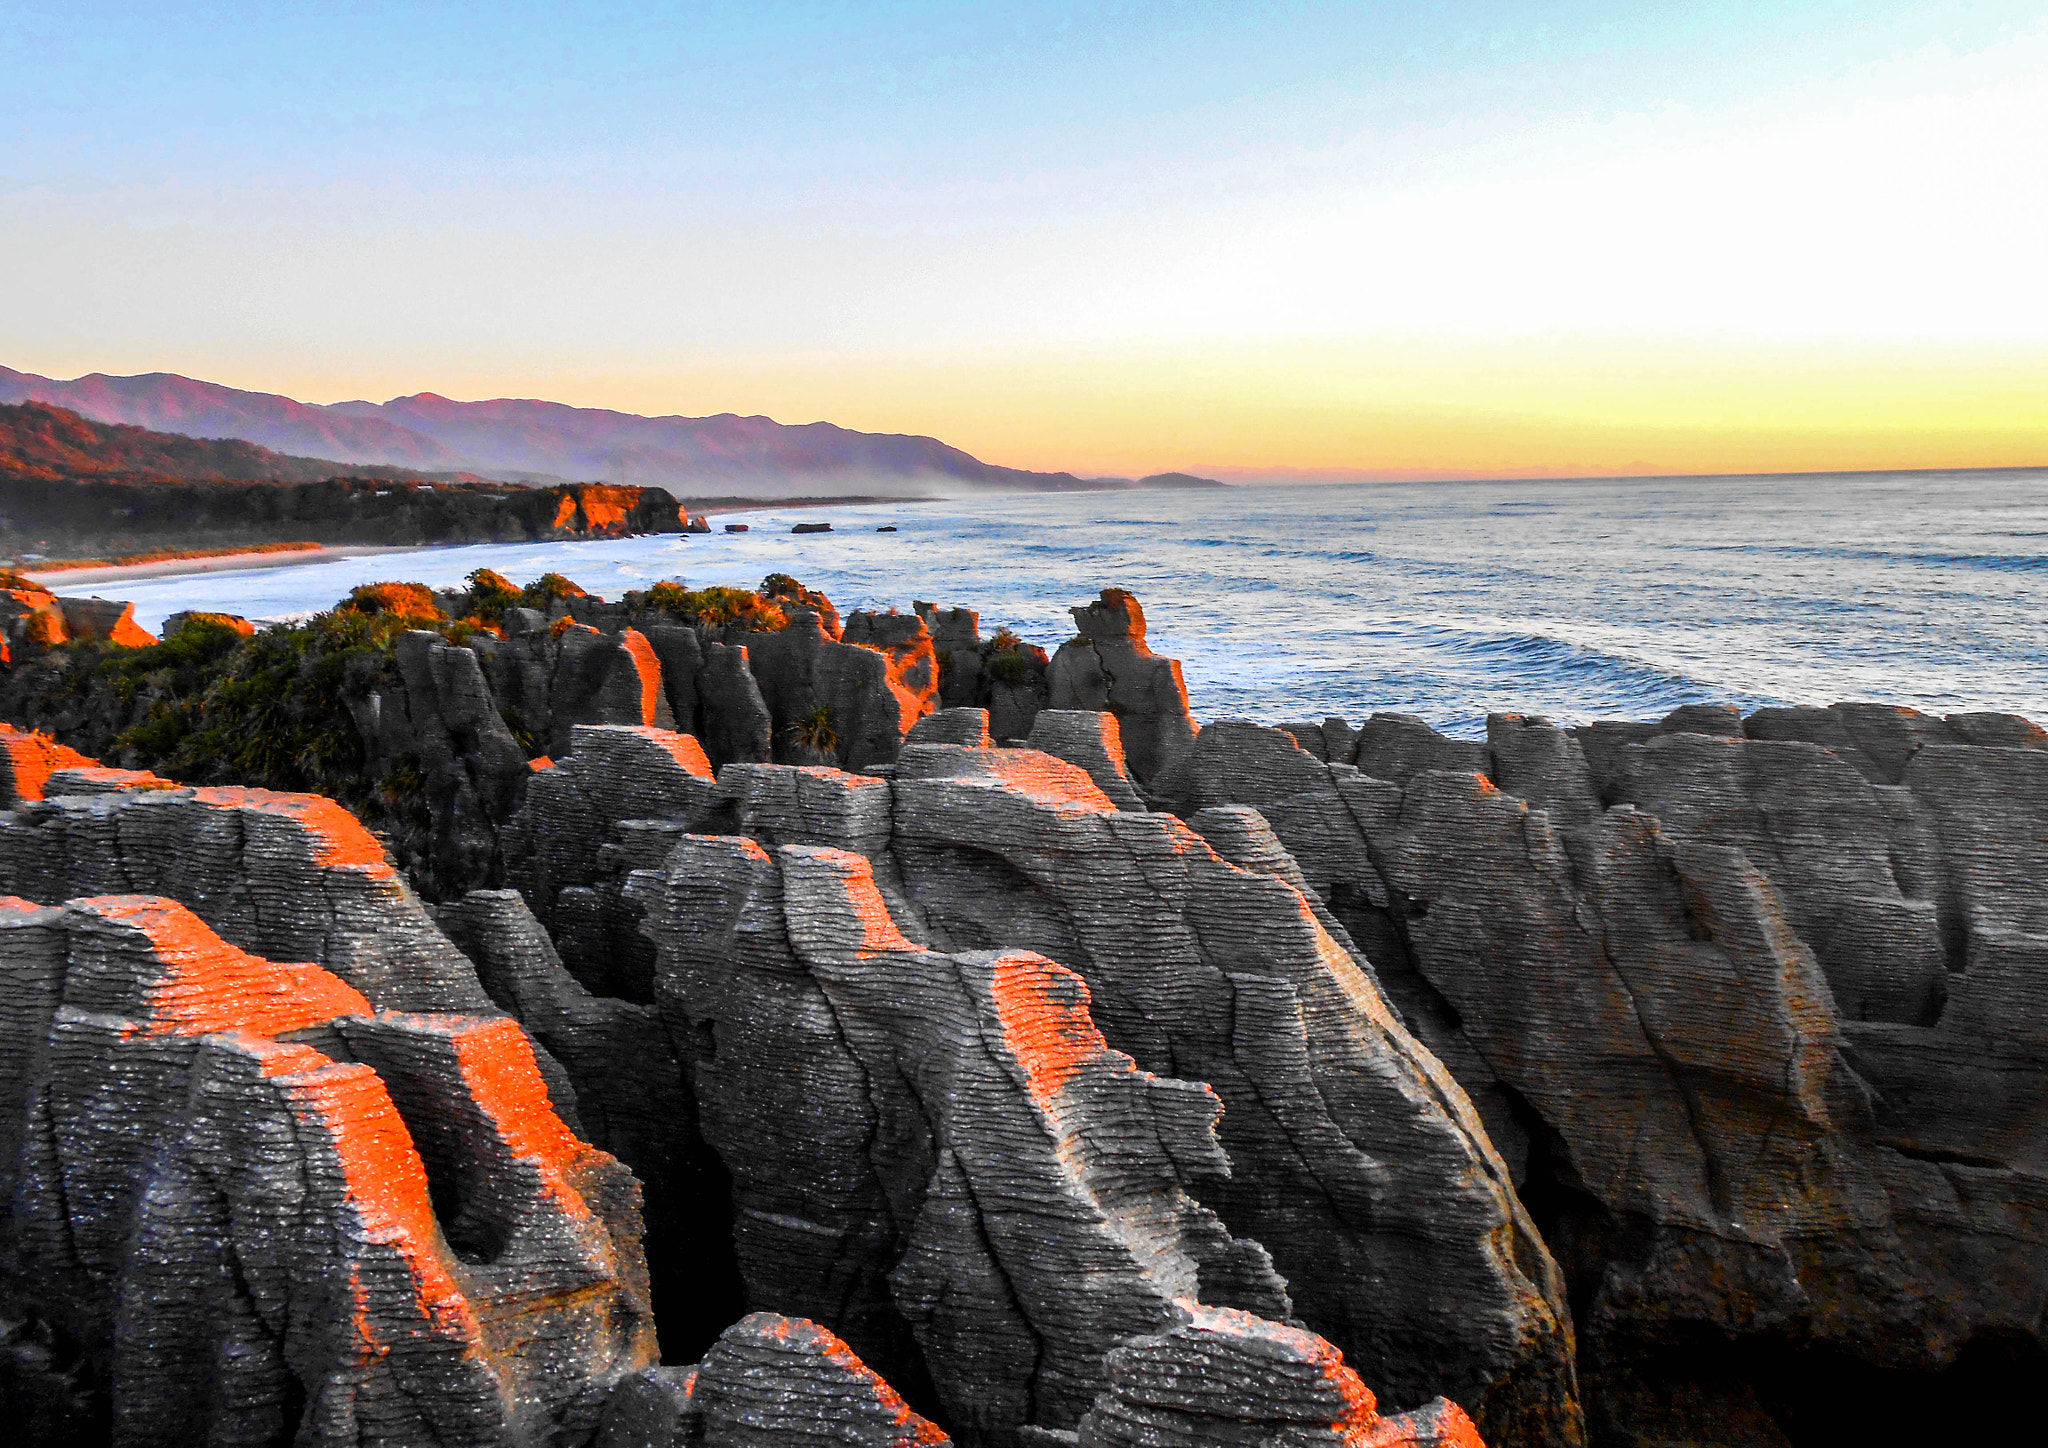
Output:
[{"xmin": 109, "ymin": 472, "xmax": 2048, "ymax": 738}]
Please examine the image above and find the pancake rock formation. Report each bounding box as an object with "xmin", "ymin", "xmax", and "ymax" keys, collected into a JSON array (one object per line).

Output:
[
  {"xmin": 0, "ymin": 892, "xmax": 656, "ymax": 1447},
  {"xmin": 10, "ymin": 578, "xmax": 2042, "ymax": 1448},
  {"xmin": 0, "ymin": 739, "xmax": 1501, "ymax": 1448},
  {"xmin": 1175, "ymin": 704, "xmax": 2048, "ymax": 1444},
  {"xmin": 630, "ymin": 742, "xmax": 1575, "ymax": 1446}
]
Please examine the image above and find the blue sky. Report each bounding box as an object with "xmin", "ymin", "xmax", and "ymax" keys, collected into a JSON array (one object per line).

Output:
[{"xmin": 6, "ymin": 3, "xmax": 2046, "ymax": 475}]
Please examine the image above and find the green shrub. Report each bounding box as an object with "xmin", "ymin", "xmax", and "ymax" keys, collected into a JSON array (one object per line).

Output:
[
  {"xmin": 628, "ymin": 581, "xmax": 790, "ymax": 630},
  {"xmin": 339, "ymin": 581, "xmax": 443, "ymax": 620},
  {"xmin": 465, "ymin": 567, "xmax": 522, "ymax": 621},
  {"xmin": 790, "ymin": 703, "xmax": 839, "ymax": 755},
  {"xmin": 760, "ymin": 572, "xmax": 831, "ymax": 612},
  {"xmin": 522, "ymin": 572, "xmax": 586, "ymax": 609},
  {"xmin": 499, "ymin": 705, "xmax": 541, "ymax": 756},
  {"xmin": 986, "ymin": 650, "xmax": 1036, "ymax": 687}
]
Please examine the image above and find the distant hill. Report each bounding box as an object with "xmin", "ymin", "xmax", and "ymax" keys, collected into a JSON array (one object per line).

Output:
[
  {"xmin": 1, "ymin": 365, "xmax": 1223, "ymax": 496},
  {"xmin": 0, "ymin": 367, "xmax": 457, "ymax": 469},
  {"xmin": 0, "ymin": 400, "xmax": 440, "ymax": 485},
  {"xmin": 0, "ymin": 402, "xmax": 681, "ymax": 560}
]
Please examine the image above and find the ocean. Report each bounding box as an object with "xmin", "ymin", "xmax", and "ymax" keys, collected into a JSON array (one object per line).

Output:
[{"xmin": 106, "ymin": 470, "xmax": 2048, "ymax": 738}]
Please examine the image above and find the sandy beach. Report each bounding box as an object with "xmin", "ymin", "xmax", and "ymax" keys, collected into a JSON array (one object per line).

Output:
[{"xmin": 22, "ymin": 543, "xmax": 437, "ymax": 591}]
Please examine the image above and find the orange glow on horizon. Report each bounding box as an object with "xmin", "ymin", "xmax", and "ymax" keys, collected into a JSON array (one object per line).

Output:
[{"xmin": 67, "ymin": 332, "xmax": 2036, "ymax": 484}]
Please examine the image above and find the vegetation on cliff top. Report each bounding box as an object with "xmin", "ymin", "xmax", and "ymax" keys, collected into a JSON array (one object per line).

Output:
[
  {"xmin": 0, "ymin": 569, "xmax": 841, "ymax": 881},
  {"xmin": 1, "ymin": 400, "xmax": 373, "ymax": 484},
  {"xmin": 624, "ymin": 581, "xmax": 790, "ymax": 630},
  {"xmin": 0, "ymin": 403, "xmax": 686, "ymax": 561}
]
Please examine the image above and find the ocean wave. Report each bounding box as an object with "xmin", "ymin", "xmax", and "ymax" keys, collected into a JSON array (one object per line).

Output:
[
  {"xmin": 112, "ymin": 471, "xmax": 2048, "ymax": 727},
  {"xmin": 1397, "ymin": 622, "xmax": 1783, "ymax": 719},
  {"xmin": 1686, "ymin": 543, "xmax": 2048, "ymax": 573}
]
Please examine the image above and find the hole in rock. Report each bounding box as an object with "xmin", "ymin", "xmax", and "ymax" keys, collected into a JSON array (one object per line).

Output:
[
  {"xmin": 356, "ymin": 1057, "xmax": 516, "ymax": 1267},
  {"xmin": 275, "ymin": 1365, "xmax": 307, "ymax": 1446},
  {"xmin": 637, "ymin": 1110, "xmax": 749, "ymax": 1363},
  {"xmin": 0, "ymin": 1311, "xmax": 105, "ymax": 1448}
]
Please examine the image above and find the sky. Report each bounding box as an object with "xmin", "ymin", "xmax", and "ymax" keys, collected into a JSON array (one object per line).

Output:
[{"xmin": 4, "ymin": 1, "xmax": 2046, "ymax": 479}]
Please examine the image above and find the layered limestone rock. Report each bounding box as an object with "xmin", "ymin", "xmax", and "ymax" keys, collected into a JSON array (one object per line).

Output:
[
  {"xmin": 883, "ymin": 745, "xmax": 1577, "ymax": 1446},
  {"xmin": 632, "ymin": 745, "xmax": 1572, "ymax": 1444},
  {"xmin": 598, "ymin": 1313, "xmax": 952, "ymax": 1448},
  {"xmin": 1073, "ymin": 1302, "xmax": 1485, "ymax": 1448},
  {"xmin": 905, "ymin": 706, "xmax": 996, "ymax": 748},
  {"xmin": 733, "ymin": 608, "xmax": 938, "ymax": 770},
  {"xmin": 0, "ymin": 894, "xmax": 656, "ymax": 1447},
  {"xmin": 917, "ymin": 602, "xmax": 988, "ymax": 709},
  {"xmin": 1349, "ymin": 713, "xmax": 1488, "ymax": 784},
  {"xmin": 0, "ymin": 779, "xmax": 493, "ymax": 1013},
  {"xmin": 500, "ymin": 723, "xmax": 718, "ymax": 998},
  {"xmin": 1024, "ymin": 709, "xmax": 1146, "ymax": 809},
  {"xmin": 913, "ymin": 602, "xmax": 1051, "ymax": 741},
  {"xmin": 548, "ymin": 625, "xmax": 677, "ymax": 750},
  {"xmin": 636, "ymin": 834, "xmax": 1299, "ymax": 1441},
  {"xmin": 842, "ymin": 609, "xmax": 943, "ymax": 745},
  {"xmin": 0, "ymin": 723, "xmax": 96, "ymax": 805},
  {"xmin": 435, "ymin": 886, "xmax": 745, "ymax": 1350},
  {"xmin": 1181, "ymin": 707, "xmax": 2048, "ymax": 1444},
  {"xmin": 1046, "ymin": 591, "xmax": 1196, "ymax": 788},
  {"xmin": 388, "ymin": 627, "xmax": 534, "ymax": 887}
]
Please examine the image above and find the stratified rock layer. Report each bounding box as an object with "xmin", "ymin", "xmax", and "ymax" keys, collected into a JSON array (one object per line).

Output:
[
  {"xmin": 598, "ymin": 1312, "xmax": 953, "ymax": 1448},
  {"xmin": 1075, "ymin": 1302, "xmax": 1486, "ymax": 1448},
  {"xmin": 636, "ymin": 744, "xmax": 1574, "ymax": 1446},
  {"xmin": 0, "ymin": 894, "xmax": 655, "ymax": 1447},
  {"xmin": 637, "ymin": 833, "xmax": 1299, "ymax": 1441},
  {"xmin": 0, "ymin": 780, "xmax": 493, "ymax": 1012},
  {"xmin": 1046, "ymin": 590, "xmax": 1196, "ymax": 789},
  {"xmin": 1181, "ymin": 706, "xmax": 2048, "ymax": 1444},
  {"xmin": 0, "ymin": 723, "xmax": 96, "ymax": 806}
]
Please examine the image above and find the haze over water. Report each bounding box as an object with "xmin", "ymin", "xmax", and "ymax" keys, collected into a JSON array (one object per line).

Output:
[{"xmin": 118, "ymin": 470, "xmax": 2048, "ymax": 738}]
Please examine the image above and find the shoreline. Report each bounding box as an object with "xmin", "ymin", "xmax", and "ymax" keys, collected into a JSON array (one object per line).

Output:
[
  {"xmin": 23, "ymin": 495, "xmax": 931, "ymax": 590},
  {"xmin": 25, "ymin": 543, "xmax": 434, "ymax": 589}
]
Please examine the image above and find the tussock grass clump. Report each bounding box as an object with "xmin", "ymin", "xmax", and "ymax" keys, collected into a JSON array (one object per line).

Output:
[
  {"xmin": 986, "ymin": 650, "xmax": 1036, "ymax": 687},
  {"xmin": 790, "ymin": 703, "xmax": 839, "ymax": 755}
]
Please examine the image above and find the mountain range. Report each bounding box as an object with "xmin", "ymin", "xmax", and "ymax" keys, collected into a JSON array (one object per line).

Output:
[
  {"xmin": 0, "ymin": 365, "xmax": 1219, "ymax": 496},
  {"xmin": 0, "ymin": 399, "xmax": 465, "ymax": 486}
]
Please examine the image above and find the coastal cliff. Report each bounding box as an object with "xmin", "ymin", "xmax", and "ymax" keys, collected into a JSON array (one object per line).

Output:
[
  {"xmin": 0, "ymin": 579, "xmax": 2041, "ymax": 1448},
  {"xmin": 0, "ymin": 401, "xmax": 688, "ymax": 559}
]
